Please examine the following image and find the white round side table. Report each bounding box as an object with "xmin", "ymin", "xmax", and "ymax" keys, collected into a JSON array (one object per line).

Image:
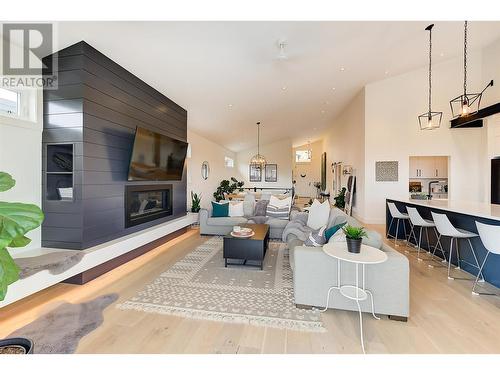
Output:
[{"xmin": 320, "ymin": 242, "xmax": 388, "ymax": 354}]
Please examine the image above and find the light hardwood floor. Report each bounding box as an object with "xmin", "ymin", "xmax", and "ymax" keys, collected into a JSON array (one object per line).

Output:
[{"xmin": 1, "ymin": 225, "xmax": 499, "ymax": 354}]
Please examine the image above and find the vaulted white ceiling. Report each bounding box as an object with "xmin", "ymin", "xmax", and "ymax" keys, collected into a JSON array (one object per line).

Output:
[{"xmin": 54, "ymin": 21, "xmax": 500, "ymax": 151}]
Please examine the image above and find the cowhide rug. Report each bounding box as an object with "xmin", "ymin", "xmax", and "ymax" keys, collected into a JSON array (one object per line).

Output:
[{"xmin": 6, "ymin": 293, "xmax": 118, "ymax": 354}]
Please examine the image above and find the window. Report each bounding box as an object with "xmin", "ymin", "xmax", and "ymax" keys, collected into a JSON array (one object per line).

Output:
[
  {"xmin": 295, "ymin": 150, "xmax": 311, "ymax": 163},
  {"xmin": 0, "ymin": 87, "xmax": 20, "ymax": 117},
  {"xmin": 0, "ymin": 86, "xmax": 36, "ymax": 122},
  {"xmin": 224, "ymin": 156, "xmax": 234, "ymax": 168}
]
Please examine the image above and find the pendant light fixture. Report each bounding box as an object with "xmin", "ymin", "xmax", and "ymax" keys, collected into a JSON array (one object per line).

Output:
[
  {"xmin": 450, "ymin": 21, "xmax": 494, "ymax": 118},
  {"xmin": 418, "ymin": 24, "xmax": 442, "ymax": 130},
  {"xmin": 250, "ymin": 122, "xmax": 267, "ymax": 168}
]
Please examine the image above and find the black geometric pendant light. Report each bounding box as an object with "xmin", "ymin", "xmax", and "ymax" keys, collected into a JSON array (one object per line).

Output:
[
  {"xmin": 418, "ymin": 24, "xmax": 442, "ymax": 130},
  {"xmin": 449, "ymin": 21, "xmax": 494, "ymax": 118}
]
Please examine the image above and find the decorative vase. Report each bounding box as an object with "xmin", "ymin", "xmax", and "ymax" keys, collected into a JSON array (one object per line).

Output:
[{"xmin": 346, "ymin": 237, "xmax": 362, "ymax": 254}]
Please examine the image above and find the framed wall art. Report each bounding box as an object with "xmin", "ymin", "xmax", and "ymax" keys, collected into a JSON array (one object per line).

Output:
[{"xmin": 264, "ymin": 164, "xmax": 278, "ymax": 182}]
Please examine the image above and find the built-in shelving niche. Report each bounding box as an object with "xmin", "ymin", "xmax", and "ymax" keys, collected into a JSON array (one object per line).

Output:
[{"xmin": 45, "ymin": 143, "xmax": 74, "ymax": 201}]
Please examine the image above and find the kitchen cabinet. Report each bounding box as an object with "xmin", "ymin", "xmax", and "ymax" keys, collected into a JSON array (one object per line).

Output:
[
  {"xmin": 419, "ymin": 157, "xmax": 436, "ymax": 178},
  {"xmin": 409, "ymin": 156, "xmax": 448, "ymax": 178},
  {"xmin": 409, "ymin": 157, "xmax": 421, "ymax": 178},
  {"xmin": 434, "ymin": 157, "xmax": 448, "ymax": 178}
]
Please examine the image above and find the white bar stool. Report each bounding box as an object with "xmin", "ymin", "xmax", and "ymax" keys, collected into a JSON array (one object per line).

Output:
[
  {"xmin": 406, "ymin": 207, "xmax": 445, "ymax": 263},
  {"xmin": 432, "ymin": 212, "xmax": 485, "ymax": 282},
  {"xmin": 387, "ymin": 202, "xmax": 411, "ymax": 246},
  {"xmin": 473, "ymin": 222, "xmax": 500, "ymax": 296}
]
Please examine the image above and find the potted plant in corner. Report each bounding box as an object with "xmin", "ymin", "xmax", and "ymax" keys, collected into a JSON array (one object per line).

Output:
[
  {"xmin": 342, "ymin": 225, "xmax": 367, "ymax": 254},
  {"xmin": 333, "ymin": 187, "xmax": 347, "ymax": 209},
  {"xmin": 190, "ymin": 191, "xmax": 201, "ymax": 213},
  {"xmin": 0, "ymin": 172, "xmax": 44, "ymax": 354}
]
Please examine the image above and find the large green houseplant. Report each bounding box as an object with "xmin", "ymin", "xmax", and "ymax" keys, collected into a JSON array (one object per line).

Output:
[
  {"xmin": 0, "ymin": 172, "xmax": 44, "ymax": 301},
  {"xmin": 213, "ymin": 177, "xmax": 245, "ymax": 202},
  {"xmin": 0, "ymin": 172, "xmax": 44, "ymax": 354}
]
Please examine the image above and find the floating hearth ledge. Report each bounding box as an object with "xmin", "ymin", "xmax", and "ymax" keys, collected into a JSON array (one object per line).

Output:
[{"xmin": 0, "ymin": 213, "xmax": 198, "ymax": 308}]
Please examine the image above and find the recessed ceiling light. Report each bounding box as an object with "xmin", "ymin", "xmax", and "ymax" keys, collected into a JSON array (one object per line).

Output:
[
  {"xmin": 340, "ymin": 67, "xmax": 345, "ymax": 72},
  {"xmin": 228, "ymin": 104, "xmax": 233, "ymax": 108},
  {"xmin": 324, "ymin": 101, "xmax": 330, "ymax": 105},
  {"xmin": 384, "ymin": 70, "xmax": 389, "ymax": 75},
  {"xmin": 281, "ymin": 86, "xmax": 287, "ymax": 91},
  {"xmin": 332, "ymin": 87, "xmax": 336, "ymax": 91},
  {"xmin": 440, "ymin": 52, "xmax": 445, "ymax": 57},
  {"xmin": 313, "ymin": 127, "xmax": 317, "ymax": 130},
  {"xmin": 320, "ymin": 110, "xmax": 325, "ymax": 114}
]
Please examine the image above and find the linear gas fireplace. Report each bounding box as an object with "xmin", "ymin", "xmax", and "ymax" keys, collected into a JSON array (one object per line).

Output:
[{"xmin": 125, "ymin": 184, "xmax": 173, "ymax": 228}]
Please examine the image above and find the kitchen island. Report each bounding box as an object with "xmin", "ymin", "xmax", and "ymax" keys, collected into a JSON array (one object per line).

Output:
[{"xmin": 386, "ymin": 198, "xmax": 500, "ymax": 289}]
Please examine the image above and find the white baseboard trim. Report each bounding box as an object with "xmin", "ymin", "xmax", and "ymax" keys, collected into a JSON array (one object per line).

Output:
[{"xmin": 1, "ymin": 213, "xmax": 198, "ymax": 309}]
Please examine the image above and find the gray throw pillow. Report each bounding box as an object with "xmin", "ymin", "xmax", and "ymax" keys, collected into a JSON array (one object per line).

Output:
[
  {"xmin": 304, "ymin": 226, "xmax": 327, "ymax": 247},
  {"xmin": 254, "ymin": 200, "xmax": 269, "ymax": 216},
  {"xmin": 327, "ymin": 207, "xmax": 349, "ymax": 228}
]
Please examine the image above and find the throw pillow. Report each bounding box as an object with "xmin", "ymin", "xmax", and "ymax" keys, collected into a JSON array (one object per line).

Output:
[
  {"xmin": 327, "ymin": 207, "xmax": 349, "ymax": 228},
  {"xmin": 325, "ymin": 221, "xmax": 347, "ymax": 241},
  {"xmin": 254, "ymin": 200, "xmax": 269, "ymax": 216},
  {"xmin": 243, "ymin": 194, "xmax": 256, "ymax": 217},
  {"xmin": 306, "ymin": 199, "xmax": 330, "ymax": 230},
  {"xmin": 266, "ymin": 196, "xmax": 292, "ymax": 220},
  {"xmin": 304, "ymin": 226, "xmax": 327, "ymax": 247},
  {"xmin": 228, "ymin": 201, "xmax": 244, "ymax": 217},
  {"xmin": 328, "ymin": 227, "xmax": 346, "ymax": 244},
  {"xmin": 211, "ymin": 201, "xmax": 229, "ymax": 217},
  {"xmin": 269, "ymin": 195, "xmax": 292, "ymax": 209}
]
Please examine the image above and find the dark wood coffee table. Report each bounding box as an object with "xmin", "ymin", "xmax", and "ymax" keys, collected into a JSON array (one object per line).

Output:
[{"xmin": 223, "ymin": 224, "xmax": 270, "ymax": 270}]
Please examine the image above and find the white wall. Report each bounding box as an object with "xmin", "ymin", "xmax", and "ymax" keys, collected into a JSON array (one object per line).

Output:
[
  {"xmin": 323, "ymin": 89, "xmax": 366, "ymax": 220},
  {"xmin": 186, "ymin": 129, "xmax": 237, "ymax": 209},
  {"xmin": 236, "ymin": 138, "xmax": 293, "ymax": 189},
  {"xmin": 292, "ymin": 140, "xmax": 323, "ymax": 198},
  {"xmin": 0, "ymin": 36, "xmax": 43, "ymax": 249},
  {"xmin": 0, "ymin": 95, "xmax": 43, "ymax": 249},
  {"xmin": 362, "ymin": 49, "xmax": 496, "ymax": 224},
  {"xmin": 481, "ymin": 37, "xmax": 500, "ymax": 202}
]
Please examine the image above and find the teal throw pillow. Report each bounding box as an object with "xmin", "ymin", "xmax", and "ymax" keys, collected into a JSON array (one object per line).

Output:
[
  {"xmin": 325, "ymin": 222, "xmax": 346, "ymax": 241},
  {"xmin": 212, "ymin": 201, "xmax": 229, "ymax": 217}
]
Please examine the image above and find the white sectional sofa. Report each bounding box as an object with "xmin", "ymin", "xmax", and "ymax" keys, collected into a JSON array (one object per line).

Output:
[{"xmin": 283, "ymin": 207, "xmax": 410, "ymax": 320}]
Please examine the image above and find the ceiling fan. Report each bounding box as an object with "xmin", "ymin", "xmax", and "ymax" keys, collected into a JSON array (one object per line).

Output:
[{"xmin": 276, "ymin": 39, "xmax": 288, "ymax": 60}]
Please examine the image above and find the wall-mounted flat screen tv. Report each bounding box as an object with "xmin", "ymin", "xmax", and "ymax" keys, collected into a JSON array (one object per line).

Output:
[{"xmin": 128, "ymin": 127, "xmax": 188, "ymax": 181}]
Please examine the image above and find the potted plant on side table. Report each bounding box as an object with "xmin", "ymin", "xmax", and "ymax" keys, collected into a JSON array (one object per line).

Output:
[
  {"xmin": 342, "ymin": 225, "xmax": 367, "ymax": 254},
  {"xmin": 0, "ymin": 172, "xmax": 44, "ymax": 354}
]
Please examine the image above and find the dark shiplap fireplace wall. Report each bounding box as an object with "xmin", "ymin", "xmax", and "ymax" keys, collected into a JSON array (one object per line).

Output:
[{"xmin": 42, "ymin": 41, "xmax": 187, "ymax": 249}]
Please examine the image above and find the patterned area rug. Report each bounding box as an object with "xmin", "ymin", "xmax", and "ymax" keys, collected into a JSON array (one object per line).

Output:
[{"xmin": 117, "ymin": 237, "xmax": 324, "ymax": 332}]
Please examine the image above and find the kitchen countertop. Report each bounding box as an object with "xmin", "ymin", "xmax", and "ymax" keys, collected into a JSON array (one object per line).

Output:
[{"xmin": 389, "ymin": 198, "xmax": 500, "ymax": 221}]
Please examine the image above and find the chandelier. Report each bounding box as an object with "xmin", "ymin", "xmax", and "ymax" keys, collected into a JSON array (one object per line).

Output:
[
  {"xmin": 418, "ymin": 24, "xmax": 442, "ymax": 130},
  {"xmin": 250, "ymin": 122, "xmax": 267, "ymax": 167}
]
